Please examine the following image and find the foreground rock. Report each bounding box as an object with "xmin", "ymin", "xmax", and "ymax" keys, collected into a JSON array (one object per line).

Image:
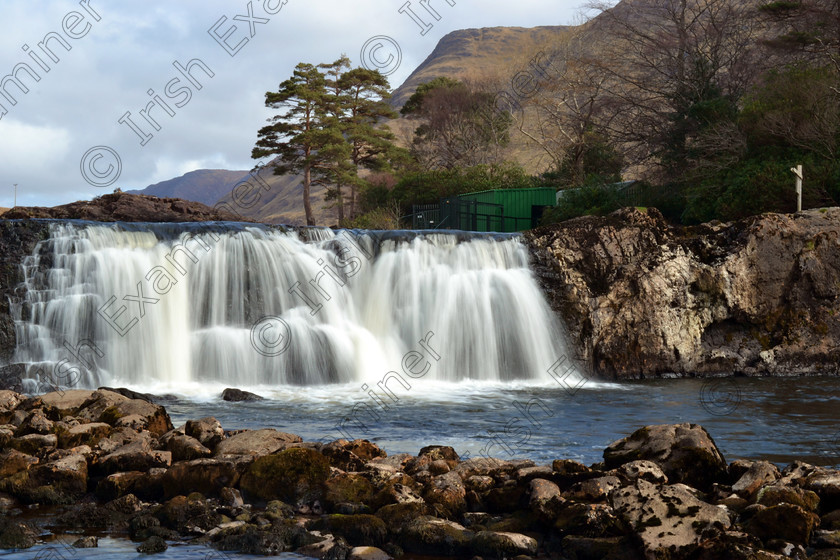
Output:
[
  {"xmin": 1, "ymin": 399, "xmax": 838, "ymax": 559},
  {"xmin": 527, "ymin": 207, "xmax": 840, "ymax": 378}
]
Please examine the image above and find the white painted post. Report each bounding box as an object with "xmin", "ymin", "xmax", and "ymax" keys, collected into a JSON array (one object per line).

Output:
[
  {"xmin": 13, "ymin": 184, "xmax": 17, "ymax": 208},
  {"xmin": 790, "ymin": 165, "xmax": 803, "ymax": 212}
]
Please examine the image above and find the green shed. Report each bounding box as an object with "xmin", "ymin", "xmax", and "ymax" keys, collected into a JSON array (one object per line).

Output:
[{"xmin": 456, "ymin": 187, "xmax": 556, "ymax": 232}]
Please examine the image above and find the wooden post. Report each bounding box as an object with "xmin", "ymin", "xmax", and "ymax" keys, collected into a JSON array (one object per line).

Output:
[{"xmin": 791, "ymin": 165, "xmax": 803, "ymax": 212}]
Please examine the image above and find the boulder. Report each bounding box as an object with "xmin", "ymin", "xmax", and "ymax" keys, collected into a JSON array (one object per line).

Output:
[
  {"xmin": 565, "ymin": 476, "xmax": 622, "ymax": 502},
  {"xmin": 10, "ymin": 433, "xmax": 56, "ymax": 455},
  {"xmin": 744, "ymin": 503, "xmax": 820, "ymax": 546},
  {"xmin": 554, "ymin": 502, "xmax": 625, "ymax": 537},
  {"xmin": 756, "ymin": 484, "xmax": 819, "ymax": 512},
  {"xmin": 185, "ymin": 417, "xmax": 225, "ymax": 449},
  {"xmin": 221, "ymin": 388, "xmax": 264, "ymax": 402},
  {"xmin": 603, "ymin": 423, "xmax": 727, "ymax": 490},
  {"xmin": 399, "ymin": 516, "xmax": 474, "ymax": 556},
  {"xmin": 616, "ymin": 460, "xmax": 669, "ymax": 484},
  {"xmin": 422, "ymin": 471, "xmax": 467, "ymax": 519},
  {"xmin": 97, "ymin": 438, "xmax": 171, "ymax": 475},
  {"xmin": 0, "ymin": 517, "xmax": 37, "ymax": 549},
  {"xmin": 137, "ymin": 535, "xmax": 168, "ymax": 553},
  {"xmin": 732, "ymin": 461, "xmax": 779, "ymax": 500},
  {"xmin": 321, "ymin": 439, "xmax": 385, "ymax": 472},
  {"xmin": 13, "ymin": 410, "xmax": 53, "ymax": 436},
  {"xmin": 307, "ymin": 514, "xmax": 387, "ymax": 547},
  {"xmin": 72, "ymin": 536, "xmax": 99, "ymax": 548},
  {"xmin": 800, "ymin": 469, "xmax": 840, "ymax": 510},
  {"xmin": 96, "ymin": 471, "xmax": 146, "ymax": 501},
  {"xmin": 39, "ymin": 390, "xmax": 95, "ymax": 416},
  {"xmin": 472, "ymin": 530, "xmax": 538, "ymax": 558},
  {"xmin": 77, "ymin": 390, "xmax": 172, "ymax": 436},
  {"xmin": 610, "ymin": 479, "xmax": 731, "ymax": 558},
  {"xmin": 348, "ymin": 546, "xmax": 393, "ymax": 560},
  {"xmin": 160, "ymin": 433, "xmax": 212, "ymax": 461},
  {"xmin": 58, "ymin": 422, "xmax": 111, "ymax": 448},
  {"xmin": 296, "ymin": 533, "xmax": 352, "ymax": 559},
  {"xmin": 0, "ymin": 449, "xmax": 38, "ymax": 478},
  {"xmin": 240, "ymin": 447, "xmax": 329, "ymax": 504},
  {"xmin": 324, "ymin": 472, "xmax": 375, "ymax": 509},
  {"xmin": 529, "ymin": 478, "xmax": 565, "ymax": 521},
  {"xmin": 214, "ymin": 428, "xmax": 301, "ymax": 457},
  {"xmin": 161, "ymin": 458, "xmax": 246, "ymax": 499}
]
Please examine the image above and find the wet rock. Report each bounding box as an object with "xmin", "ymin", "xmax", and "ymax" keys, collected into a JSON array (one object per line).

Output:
[
  {"xmin": 296, "ymin": 533, "xmax": 352, "ymax": 559},
  {"xmin": 347, "ymin": 545, "xmax": 393, "ymax": 560},
  {"xmin": 0, "ymin": 517, "xmax": 37, "ymax": 549},
  {"xmin": 161, "ymin": 458, "xmax": 246, "ymax": 499},
  {"xmin": 454, "ymin": 457, "xmax": 512, "ymax": 480},
  {"xmin": 732, "ymin": 461, "xmax": 780, "ymax": 500},
  {"xmin": 97, "ymin": 438, "xmax": 171, "ymax": 475},
  {"xmin": 130, "ymin": 515, "xmax": 177, "ymax": 542},
  {"xmin": 221, "ymin": 388, "xmax": 264, "ymax": 402},
  {"xmin": 185, "ymin": 417, "xmax": 225, "ymax": 449},
  {"xmin": 240, "ymin": 447, "xmax": 329, "ymax": 504},
  {"xmin": 98, "ymin": 386, "xmax": 157, "ymax": 403},
  {"xmin": 210, "ymin": 522, "xmax": 320, "ymax": 555},
  {"xmin": 308, "ymin": 514, "xmax": 387, "ymax": 547},
  {"xmin": 744, "ymin": 503, "xmax": 819, "ymax": 546},
  {"xmin": 73, "ymin": 536, "xmax": 99, "ymax": 548},
  {"xmin": 220, "ymin": 487, "xmax": 244, "ymax": 508},
  {"xmin": 603, "ymin": 423, "xmax": 727, "ymax": 490},
  {"xmin": 800, "ymin": 469, "xmax": 840, "ymax": 510},
  {"xmin": 158, "ymin": 494, "xmax": 222, "ymax": 534},
  {"xmin": 214, "ymin": 428, "xmax": 301, "ymax": 457},
  {"xmin": 137, "ymin": 535, "xmax": 168, "ymax": 553},
  {"xmin": 610, "ymin": 479, "xmax": 731, "ymax": 557},
  {"xmin": 0, "ymin": 390, "xmax": 23, "ymax": 416},
  {"xmin": 399, "ymin": 516, "xmax": 474, "ymax": 556},
  {"xmin": 26, "ymin": 452, "xmax": 88, "ymax": 501},
  {"xmin": 472, "ymin": 530, "xmax": 538, "ymax": 558},
  {"xmin": 370, "ymin": 479, "xmax": 424, "ymax": 510}
]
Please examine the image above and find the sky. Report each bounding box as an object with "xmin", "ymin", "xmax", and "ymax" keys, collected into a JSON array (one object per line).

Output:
[{"xmin": 0, "ymin": 0, "xmax": 590, "ymax": 208}]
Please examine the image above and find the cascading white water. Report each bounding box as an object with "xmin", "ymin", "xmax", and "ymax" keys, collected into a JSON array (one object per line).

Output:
[{"xmin": 12, "ymin": 223, "xmax": 579, "ymax": 393}]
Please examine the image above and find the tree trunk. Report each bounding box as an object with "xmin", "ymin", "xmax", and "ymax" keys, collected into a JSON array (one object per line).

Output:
[
  {"xmin": 336, "ymin": 183, "xmax": 345, "ymax": 224},
  {"xmin": 303, "ymin": 163, "xmax": 315, "ymax": 226}
]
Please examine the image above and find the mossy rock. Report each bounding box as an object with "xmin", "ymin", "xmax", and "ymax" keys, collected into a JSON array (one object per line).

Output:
[
  {"xmin": 756, "ymin": 485, "xmax": 819, "ymax": 512},
  {"xmin": 99, "ymin": 406, "xmax": 125, "ymax": 425},
  {"xmin": 324, "ymin": 473, "xmax": 375, "ymax": 509},
  {"xmin": 240, "ymin": 448, "xmax": 330, "ymax": 504},
  {"xmin": 307, "ymin": 514, "xmax": 387, "ymax": 547},
  {"xmin": 375, "ymin": 502, "xmax": 430, "ymax": 533}
]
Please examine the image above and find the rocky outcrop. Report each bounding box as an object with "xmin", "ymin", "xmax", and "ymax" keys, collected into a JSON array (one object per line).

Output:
[
  {"xmin": 526, "ymin": 207, "xmax": 840, "ymax": 378},
  {"xmin": 3, "ymin": 396, "xmax": 840, "ymax": 560},
  {"xmin": 3, "ymin": 192, "xmax": 247, "ymax": 223}
]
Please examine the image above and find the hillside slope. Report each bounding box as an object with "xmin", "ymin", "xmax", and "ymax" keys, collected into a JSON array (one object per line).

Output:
[{"xmin": 128, "ymin": 169, "xmax": 250, "ymax": 206}]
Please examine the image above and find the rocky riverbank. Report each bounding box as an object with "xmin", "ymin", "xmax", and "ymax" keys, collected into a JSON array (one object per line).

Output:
[
  {"xmin": 527, "ymin": 207, "xmax": 840, "ymax": 379},
  {"xmin": 2, "ymin": 388, "xmax": 840, "ymax": 559}
]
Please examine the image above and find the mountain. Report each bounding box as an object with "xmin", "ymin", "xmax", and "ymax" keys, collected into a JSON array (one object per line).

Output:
[
  {"xmin": 128, "ymin": 169, "xmax": 251, "ymax": 206},
  {"xmin": 390, "ymin": 26, "xmax": 568, "ymax": 108},
  {"xmin": 214, "ymin": 163, "xmax": 338, "ymax": 226}
]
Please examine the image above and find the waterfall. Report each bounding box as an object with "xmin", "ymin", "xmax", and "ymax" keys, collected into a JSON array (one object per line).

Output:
[{"xmin": 11, "ymin": 222, "xmax": 579, "ymax": 393}]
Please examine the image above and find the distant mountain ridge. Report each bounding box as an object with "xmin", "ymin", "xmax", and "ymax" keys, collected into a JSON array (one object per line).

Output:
[{"xmin": 128, "ymin": 169, "xmax": 250, "ymax": 207}]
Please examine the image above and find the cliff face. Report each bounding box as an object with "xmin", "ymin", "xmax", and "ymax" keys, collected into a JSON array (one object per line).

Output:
[
  {"xmin": 0, "ymin": 221, "xmax": 50, "ymax": 366},
  {"xmin": 526, "ymin": 207, "xmax": 840, "ymax": 379}
]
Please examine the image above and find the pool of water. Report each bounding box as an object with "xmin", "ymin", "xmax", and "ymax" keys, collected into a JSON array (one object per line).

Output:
[{"xmin": 149, "ymin": 375, "xmax": 840, "ymax": 467}]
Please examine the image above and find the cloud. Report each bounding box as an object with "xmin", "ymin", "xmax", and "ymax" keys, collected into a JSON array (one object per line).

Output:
[{"xmin": 0, "ymin": 0, "xmax": 585, "ymax": 208}]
